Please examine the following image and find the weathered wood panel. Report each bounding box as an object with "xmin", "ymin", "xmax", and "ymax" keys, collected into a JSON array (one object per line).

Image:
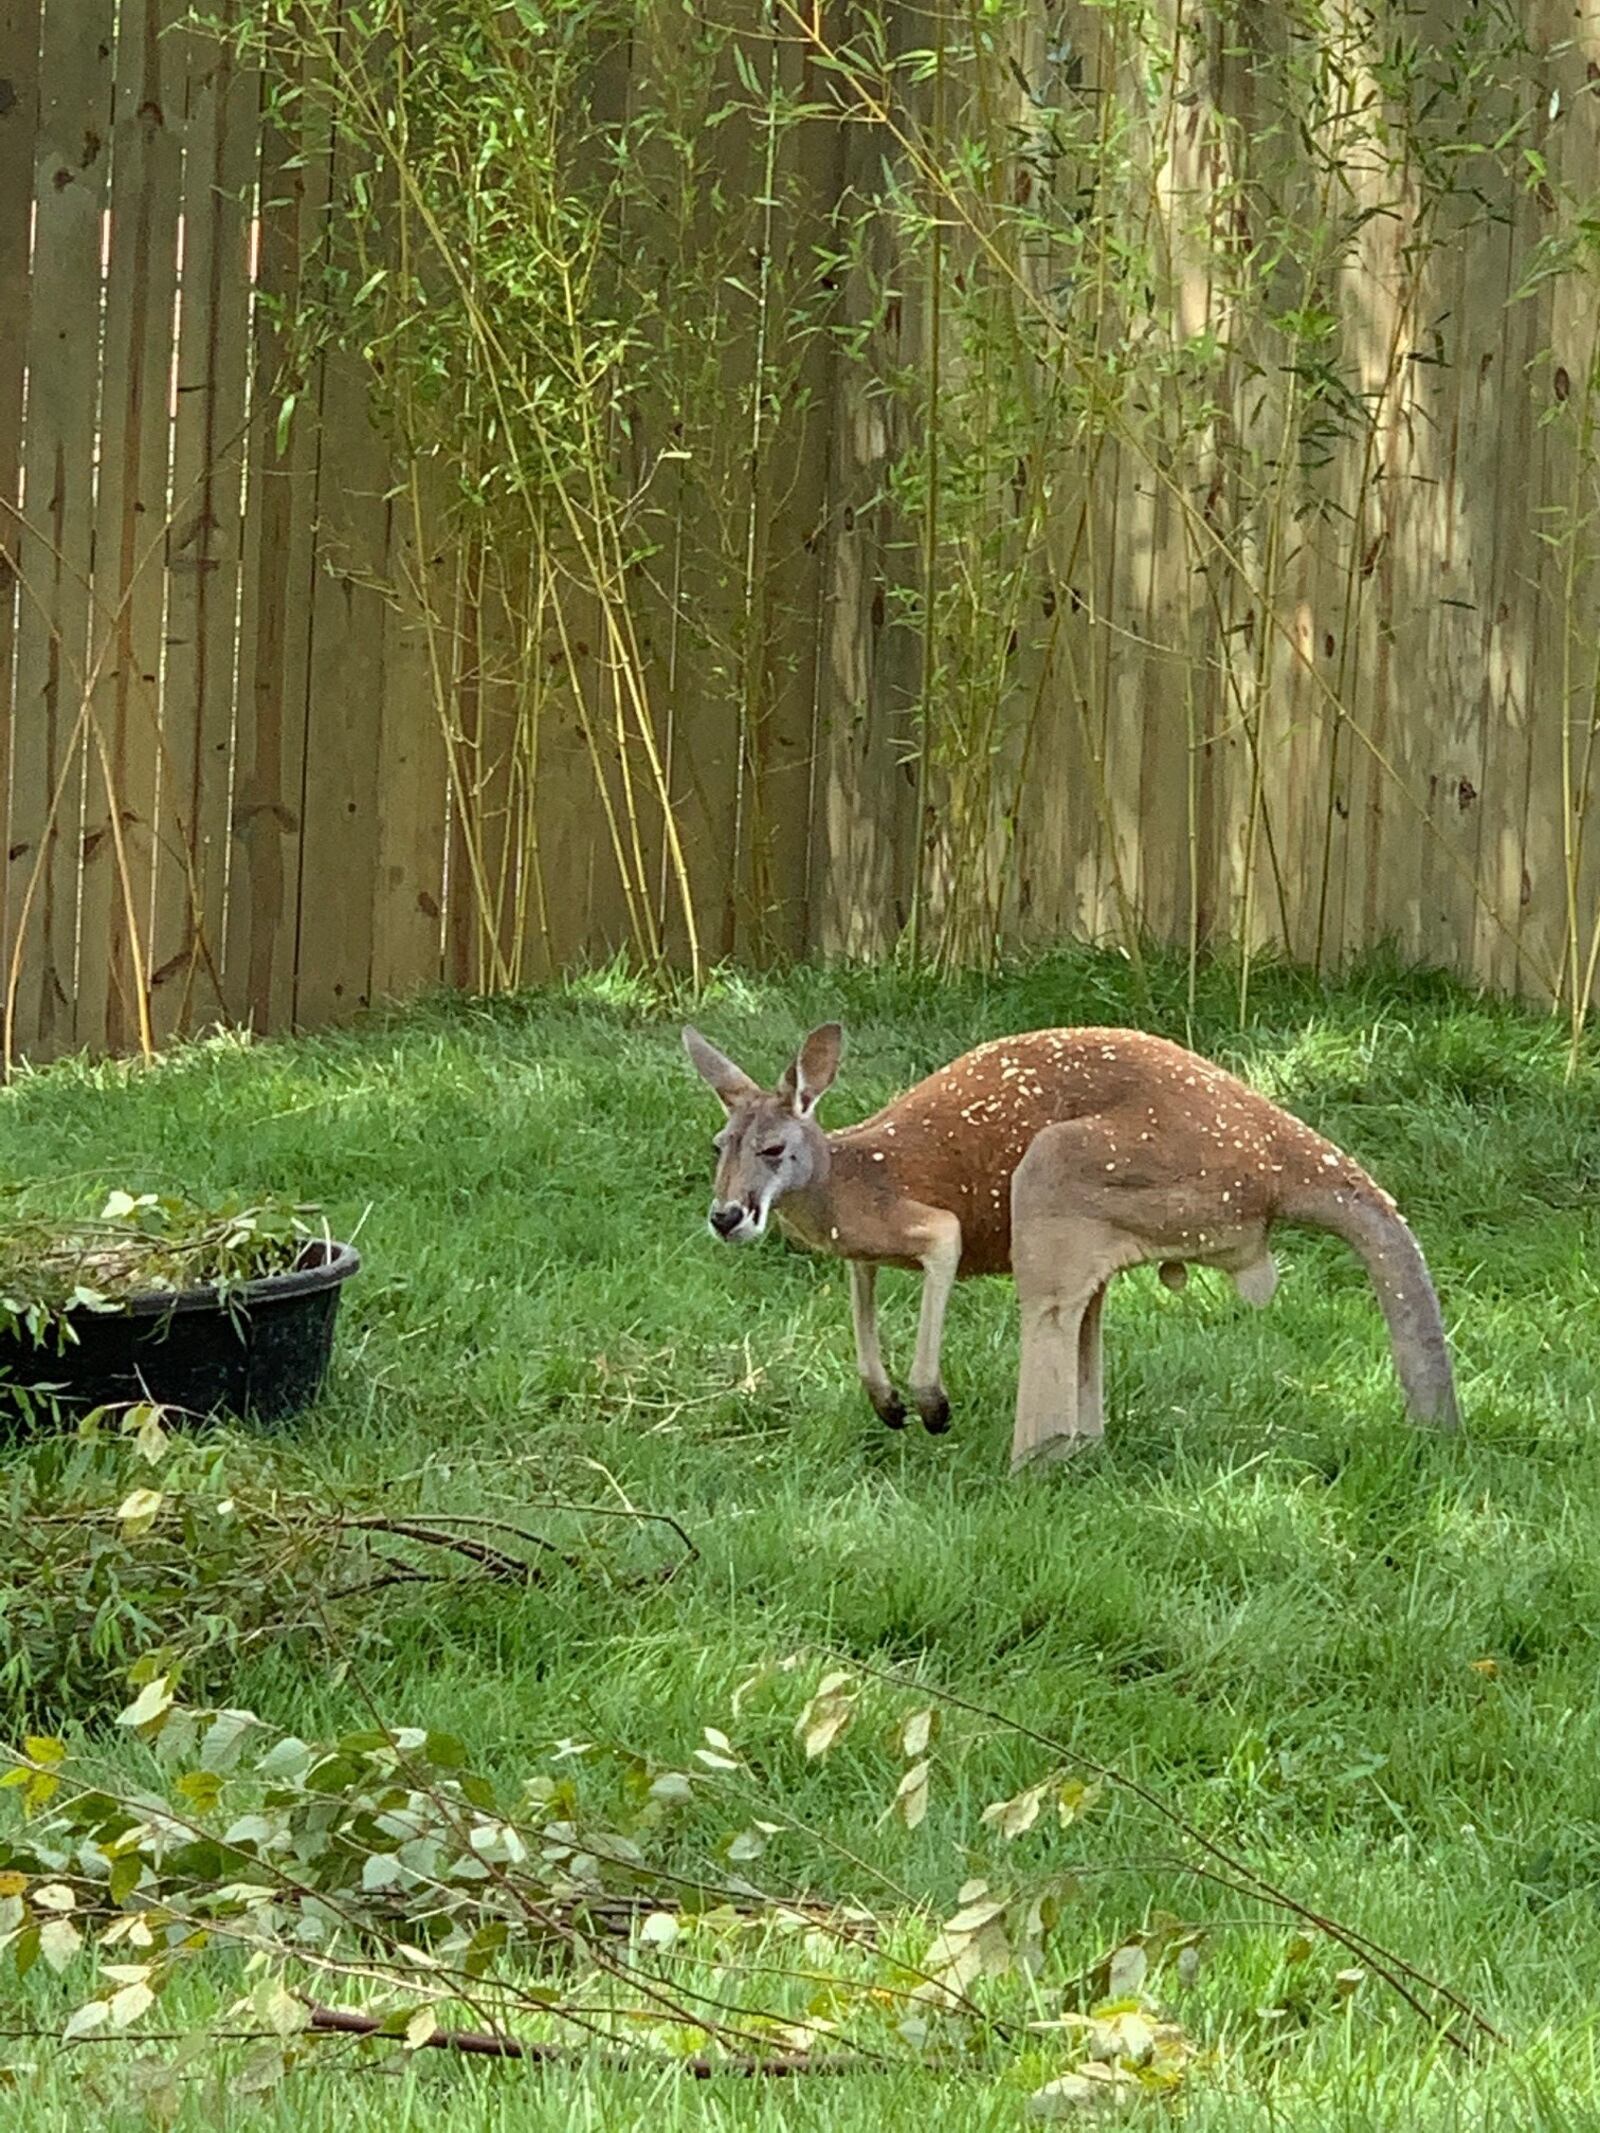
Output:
[
  {"xmin": 155, "ymin": 9, "xmax": 258, "ymax": 1039},
  {"xmin": 225, "ymin": 48, "xmax": 330, "ymax": 1034},
  {"xmin": 293, "ymin": 339, "xmax": 390, "ymax": 1028},
  {"xmin": 0, "ymin": 0, "xmax": 43, "ymax": 982},
  {"xmin": 77, "ymin": 0, "xmax": 186, "ymax": 1056},
  {"xmin": 4, "ymin": 0, "xmax": 114, "ymax": 1061},
  {"xmin": 368, "ymin": 462, "xmax": 450, "ymax": 1005}
]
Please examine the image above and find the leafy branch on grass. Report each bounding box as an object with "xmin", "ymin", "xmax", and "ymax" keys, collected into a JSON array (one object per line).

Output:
[
  {"xmin": 18, "ymin": 1625, "xmax": 1455, "ymax": 2110},
  {"xmin": 820, "ymin": 1651, "xmax": 1505, "ymax": 2057},
  {"xmin": 0, "ymin": 1412, "xmax": 694, "ymax": 1734},
  {"xmin": 0, "ymin": 1660, "xmax": 1209, "ymax": 2104}
]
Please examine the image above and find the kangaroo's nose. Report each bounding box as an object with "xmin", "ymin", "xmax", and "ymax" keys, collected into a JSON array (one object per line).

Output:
[{"xmin": 709, "ymin": 1204, "xmax": 743, "ymax": 1239}]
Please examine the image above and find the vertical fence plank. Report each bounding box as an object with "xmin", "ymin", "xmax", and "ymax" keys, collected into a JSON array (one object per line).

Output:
[
  {"xmin": 471, "ymin": 558, "xmax": 529, "ymax": 990},
  {"xmin": 622, "ymin": 5, "xmax": 754, "ymax": 966},
  {"xmin": 369, "ymin": 465, "xmax": 450, "ymax": 1005},
  {"xmin": 155, "ymin": 9, "xmax": 258, "ymax": 1040},
  {"xmin": 4, "ymin": 0, "xmax": 114, "ymax": 1062},
  {"xmin": 77, "ymin": 0, "xmax": 187, "ymax": 1056},
  {"xmin": 1507, "ymin": 60, "xmax": 1567, "ymax": 1010},
  {"xmin": 1552, "ymin": 8, "xmax": 1600, "ymax": 1022},
  {"xmin": 1131, "ymin": 481, "xmax": 1195, "ymax": 958},
  {"xmin": 443, "ymin": 533, "xmax": 488, "ymax": 990},
  {"xmin": 811, "ymin": 63, "xmax": 918, "ymax": 959},
  {"xmin": 292, "ymin": 339, "xmax": 390, "ymax": 1028},
  {"xmin": 725, "ymin": 16, "xmax": 828, "ymax": 963},
  {"xmin": 0, "ymin": 0, "xmax": 42, "ymax": 984},
  {"xmin": 226, "ymin": 46, "xmax": 332, "ymax": 1033},
  {"xmin": 1413, "ymin": 221, "xmax": 1493, "ymax": 986}
]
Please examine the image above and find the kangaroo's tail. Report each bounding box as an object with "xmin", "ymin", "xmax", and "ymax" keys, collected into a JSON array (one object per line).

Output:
[{"xmin": 1277, "ymin": 1159, "xmax": 1459, "ymax": 1428}]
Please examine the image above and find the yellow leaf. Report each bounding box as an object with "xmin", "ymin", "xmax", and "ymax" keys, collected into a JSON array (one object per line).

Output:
[
  {"xmin": 132, "ymin": 1407, "xmax": 171, "ymax": 1467},
  {"xmin": 63, "ymin": 2001, "xmax": 109, "ymax": 2042},
  {"xmin": 404, "ymin": 2008, "xmax": 439, "ymax": 2051},
  {"xmin": 942, "ymin": 1893, "xmax": 1007, "ymax": 1937},
  {"xmin": 108, "ymin": 1981, "xmax": 155, "ymax": 2029},
  {"xmin": 24, "ymin": 1772, "xmax": 59, "ymax": 1815},
  {"xmin": 1056, "ymin": 1777, "xmax": 1102, "ymax": 1828},
  {"xmin": 981, "ymin": 1778, "xmax": 1049, "ymax": 1840},
  {"xmin": 39, "ymin": 1916, "xmax": 83, "ymax": 1972},
  {"xmin": 900, "ymin": 1708, "xmax": 936, "ymax": 1759},
  {"xmin": 117, "ymin": 1488, "xmax": 164, "ymax": 1537},
  {"xmin": 117, "ymin": 1676, "xmax": 175, "ymax": 1730},
  {"xmin": 894, "ymin": 1760, "xmax": 931, "ymax": 1831},
  {"xmin": 795, "ymin": 1674, "xmax": 857, "ymax": 1761}
]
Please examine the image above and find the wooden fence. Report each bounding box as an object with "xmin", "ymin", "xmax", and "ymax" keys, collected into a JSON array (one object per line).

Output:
[
  {"xmin": 4, "ymin": 0, "xmax": 1600, "ymax": 1064},
  {"xmin": 0, "ymin": 0, "xmax": 451, "ymax": 1060}
]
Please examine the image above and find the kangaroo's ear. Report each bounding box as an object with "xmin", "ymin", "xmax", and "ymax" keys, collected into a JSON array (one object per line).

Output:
[
  {"xmin": 778, "ymin": 1023, "xmax": 843, "ymax": 1117},
  {"xmin": 682, "ymin": 1027, "xmax": 759, "ymax": 1111}
]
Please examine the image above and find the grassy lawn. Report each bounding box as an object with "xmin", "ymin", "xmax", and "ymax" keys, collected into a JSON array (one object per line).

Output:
[{"xmin": 3, "ymin": 949, "xmax": 1600, "ymax": 2128}]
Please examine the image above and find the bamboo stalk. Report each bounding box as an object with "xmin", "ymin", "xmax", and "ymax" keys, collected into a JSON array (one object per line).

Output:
[{"xmin": 906, "ymin": 0, "xmax": 945, "ymax": 969}]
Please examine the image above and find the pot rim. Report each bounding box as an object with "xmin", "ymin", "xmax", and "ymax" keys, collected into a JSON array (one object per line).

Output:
[{"xmin": 78, "ymin": 1238, "xmax": 362, "ymax": 1321}]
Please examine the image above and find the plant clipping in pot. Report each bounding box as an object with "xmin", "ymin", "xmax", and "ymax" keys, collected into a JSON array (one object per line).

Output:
[{"xmin": 0, "ymin": 1191, "xmax": 360, "ymax": 1425}]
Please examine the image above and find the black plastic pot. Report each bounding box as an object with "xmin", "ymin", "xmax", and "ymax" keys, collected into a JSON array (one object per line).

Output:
[{"xmin": 0, "ymin": 1240, "xmax": 361, "ymax": 1426}]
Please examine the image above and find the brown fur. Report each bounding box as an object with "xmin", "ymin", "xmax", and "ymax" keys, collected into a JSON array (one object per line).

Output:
[{"xmin": 685, "ymin": 1023, "xmax": 1459, "ymax": 1470}]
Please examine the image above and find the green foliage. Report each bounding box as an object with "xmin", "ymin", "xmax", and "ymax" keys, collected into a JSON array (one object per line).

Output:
[
  {"xmin": 0, "ymin": 1191, "xmax": 322, "ymax": 1349},
  {"xmin": 0, "ymin": 1414, "xmax": 686, "ymax": 1737},
  {"xmin": 0, "ymin": 1419, "xmax": 371, "ymax": 1730},
  {"xmin": 0, "ymin": 1672, "xmax": 1153, "ymax": 2090}
]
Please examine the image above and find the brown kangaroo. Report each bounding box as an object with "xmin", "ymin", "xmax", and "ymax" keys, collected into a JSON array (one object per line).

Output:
[{"xmin": 684, "ymin": 1021, "xmax": 1459, "ymax": 1471}]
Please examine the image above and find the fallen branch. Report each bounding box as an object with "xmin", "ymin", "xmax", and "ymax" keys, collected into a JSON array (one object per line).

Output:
[
  {"xmin": 335, "ymin": 1514, "xmax": 570, "ymax": 1581},
  {"xmin": 339, "ymin": 1502, "xmax": 697, "ymax": 1589},
  {"xmin": 302, "ymin": 2001, "xmax": 876, "ymax": 2077},
  {"xmin": 834, "ymin": 1654, "xmax": 1506, "ymax": 2055},
  {"xmin": 510, "ymin": 1496, "xmax": 699, "ymax": 1566}
]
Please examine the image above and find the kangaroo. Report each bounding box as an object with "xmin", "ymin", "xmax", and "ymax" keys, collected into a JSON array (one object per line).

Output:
[{"xmin": 683, "ymin": 1021, "xmax": 1459, "ymax": 1472}]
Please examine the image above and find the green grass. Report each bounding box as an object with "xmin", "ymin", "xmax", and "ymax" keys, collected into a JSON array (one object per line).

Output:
[{"xmin": 4, "ymin": 947, "xmax": 1600, "ymax": 2127}]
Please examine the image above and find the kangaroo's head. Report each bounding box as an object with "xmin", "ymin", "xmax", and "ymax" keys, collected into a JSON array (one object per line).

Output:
[{"xmin": 682, "ymin": 1023, "xmax": 842, "ymax": 1243}]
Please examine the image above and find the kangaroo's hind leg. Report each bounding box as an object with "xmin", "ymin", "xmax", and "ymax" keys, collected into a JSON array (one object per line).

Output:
[
  {"xmin": 1077, "ymin": 1280, "xmax": 1110, "ymax": 1438},
  {"xmin": 1009, "ymin": 1125, "xmax": 1135, "ymax": 1474}
]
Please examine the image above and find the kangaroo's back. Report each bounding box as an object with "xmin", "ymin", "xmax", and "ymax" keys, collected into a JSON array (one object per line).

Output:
[{"xmin": 839, "ymin": 1028, "xmax": 1207, "ymax": 1275}]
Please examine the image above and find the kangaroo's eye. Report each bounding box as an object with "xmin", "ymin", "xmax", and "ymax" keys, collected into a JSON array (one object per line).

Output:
[{"xmin": 759, "ymin": 1144, "xmax": 787, "ymax": 1164}]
